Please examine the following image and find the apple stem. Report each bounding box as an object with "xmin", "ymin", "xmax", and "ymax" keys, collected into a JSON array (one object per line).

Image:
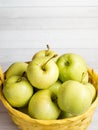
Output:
[
  {"xmin": 46, "ymin": 44, "xmax": 50, "ymax": 50},
  {"xmin": 45, "ymin": 44, "xmax": 51, "ymax": 56},
  {"xmin": 42, "ymin": 54, "xmax": 58, "ymax": 70}
]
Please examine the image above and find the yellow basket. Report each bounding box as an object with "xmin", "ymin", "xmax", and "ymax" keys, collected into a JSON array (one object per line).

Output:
[
  {"xmin": 0, "ymin": 66, "xmax": 4, "ymax": 87},
  {"xmin": 0, "ymin": 69, "xmax": 98, "ymax": 130}
]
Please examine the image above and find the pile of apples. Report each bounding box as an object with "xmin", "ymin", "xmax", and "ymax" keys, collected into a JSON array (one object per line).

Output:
[{"xmin": 3, "ymin": 46, "xmax": 96, "ymax": 120}]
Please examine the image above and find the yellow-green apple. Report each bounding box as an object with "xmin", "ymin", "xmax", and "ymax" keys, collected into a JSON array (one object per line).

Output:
[
  {"xmin": 56, "ymin": 53, "xmax": 88, "ymax": 83},
  {"xmin": 59, "ymin": 111, "xmax": 73, "ymax": 119},
  {"xmin": 49, "ymin": 80, "xmax": 62, "ymax": 96},
  {"xmin": 27, "ymin": 56, "xmax": 59, "ymax": 89},
  {"xmin": 28, "ymin": 89, "xmax": 61, "ymax": 120},
  {"xmin": 5, "ymin": 62, "xmax": 28, "ymax": 79},
  {"xmin": 86, "ymin": 82, "xmax": 96, "ymax": 102},
  {"xmin": 3, "ymin": 75, "xmax": 33, "ymax": 107},
  {"xmin": 57, "ymin": 80, "xmax": 92, "ymax": 116},
  {"xmin": 32, "ymin": 45, "xmax": 58, "ymax": 62}
]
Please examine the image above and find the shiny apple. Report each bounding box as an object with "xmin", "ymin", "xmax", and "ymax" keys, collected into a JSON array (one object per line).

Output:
[
  {"xmin": 27, "ymin": 56, "xmax": 59, "ymax": 89},
  {"xmin": 3, "ymin": 76, "xmax": 33, "ymax": 107},
  {"xmin": 5, "ymin": 62, "xmax": 28, "ymax": 79},
  {"xmin": 32, "ymin": 45, "xmax": 58, "ymax": 62},
  {"xmin": 56, "ymin": 53, "xmax": 88, "ymax": 83},
  {"xmin": 57, "ymin": 80, "xmax": 92, "ymax": 116},
  {"xmin": 86, "ymin": 82, "xmax": 96, "ymax": 102},
  {"xmin": 28, "ymin": 89, "xmax": 61, "ymax": 120},
  {"xmin": 49, "ymin": 80, "xmax": 62, "ymax": 96}
]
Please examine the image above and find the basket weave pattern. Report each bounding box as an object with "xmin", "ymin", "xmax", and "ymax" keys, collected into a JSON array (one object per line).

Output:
[{"xmin": 0, "ymin": 69, "xmax": 98, "ymax": 130}]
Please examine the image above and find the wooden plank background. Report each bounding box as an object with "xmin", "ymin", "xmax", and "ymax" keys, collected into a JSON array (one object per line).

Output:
[
  {"xmin": 0, "ymin": 0, "xmax": 98, "ymax": 48},
  {"xmin": 0, "ymin": 0, "xmax": 98, "ymax": 130}
]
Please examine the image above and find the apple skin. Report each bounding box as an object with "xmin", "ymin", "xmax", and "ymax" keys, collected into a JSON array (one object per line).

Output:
[
  {"xmin": 27, "ymin": 58, "xmax": 59, "ymax": 89},
  {"xmin": 57, "ymin": 80, "xmax": 92, "ymax": 116},
  {"xmin": 3, "ymin": 76, "xmax": 33, "ymax": 107},
  {"xmin": 86, "ymin": 82, "xmax": 96, "ymax": 102},
  {"xmin": 32, "ymin": 49, "xmax": 58, "ymax": 62},
  {"xmin": 49, "ymin": 80, "xmax": 62, "ymax": 96},
  {"xmin": 56, "ymin": 53, "xmax": 88, "ymax": 83},
  {"xmin": 28, "ymin": 89, "xmax": 61, "ymax": 120},
  {"xmin": 59, "ymin": 111, "xmax": 73, "ymax": 119},
  {"xmin": 5, "ymin": 62, "xmax": 28, "ymax": 79}
]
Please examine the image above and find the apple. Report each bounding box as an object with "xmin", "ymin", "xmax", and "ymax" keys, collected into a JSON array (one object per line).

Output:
[
  {"xmin": 56, "ymin": 53, "xmax": 88, "ymax": 83},
  {"xmin": 0, "ymin": 66, "xmax": 4, "ymax": 86},
  {"xmin": 3, "ymin": 75, "xmax": 33, "ymax": 107},
  {"xmin": 5, "ymin": 62, "xmax": 28, "ymax": 79},
  {"xmin": 49, "ymin": 80, "xmax": 62, "ymax": 96},
  {"xmin": 28, "ymin": 89, "xmax": 61, "ymax": 120},
  {"xmin": 86, "ymin": 82, "xmax": 96, "ymax": 102},
  {"xmin": 57, "ymin": 80, "xmax": 92, "ymax": 116},
  {"xmin": 32, "ymin": 45, "xmax": 58, "ymax": 62},
  {"xmin": 59, "ymin": 111, "xmax": 73, "ymax": 119},
  {"xmin": 27, "ymin": 55, "xmax": 59, "ymax": 89}
]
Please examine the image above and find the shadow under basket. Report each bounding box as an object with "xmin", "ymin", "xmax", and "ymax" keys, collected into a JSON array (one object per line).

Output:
[{"xmin": 0, "ymin": 69, "xmax": 98, "ymax": 130}]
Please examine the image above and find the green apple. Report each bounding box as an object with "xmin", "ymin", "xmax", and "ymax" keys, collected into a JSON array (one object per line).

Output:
[
  {"xmin": 49, "ymin": 80, "xmax": 62, "ymax": 96},
  {"xmin": 28, "ymin": 89, "xmax": 61, "ymax": 120},
  {"xmin": 86, "ymin": 82, "xmax": 96, "ymax": 102},
  {"xmin": 3, "ymin": 76, "xmax": 33, "ymax": 107},
  {"xmin": 5, "ymin": 62, "xmax": 28, "ymax": 79},
  {"xmin": 56, "ymin": 53, "xmax": 88, "ymax": 83},
  {"xmin": 27, "ymin": 56, "xmax": 59, "ymax": 89},
  {"xmin": 59, "ymin": 111, "xmax": 73, "ymax": 119},
  {"xmin": 57, "ymin": 80, "xmax": 92, "ymax": 116},
  {"xmin": 32, "ymin": 45, "xmax": 58, "ymax": 62}
]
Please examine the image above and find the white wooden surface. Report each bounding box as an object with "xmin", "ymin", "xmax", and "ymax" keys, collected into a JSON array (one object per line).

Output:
[{"xmin": 0, "ymin": 0, "xmax": 98, "ymax": 130}]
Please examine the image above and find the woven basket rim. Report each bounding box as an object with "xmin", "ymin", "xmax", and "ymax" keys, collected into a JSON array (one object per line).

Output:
[
  {"xmin": 0, "ymin": 88, "xmax": 98, "ymax": 125},
  {"xmin": 0, "ymin": 68, "xmax": 98, "ymax": 125}
]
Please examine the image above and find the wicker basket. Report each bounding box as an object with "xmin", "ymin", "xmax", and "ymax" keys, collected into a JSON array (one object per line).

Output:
[
  {"xmin": 0, "ymin": 69, "xmax": 98, "ymax": 130},
  {"xmin": 0, "ymin": 66, "xmax": 4, "ymax": 86}
]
